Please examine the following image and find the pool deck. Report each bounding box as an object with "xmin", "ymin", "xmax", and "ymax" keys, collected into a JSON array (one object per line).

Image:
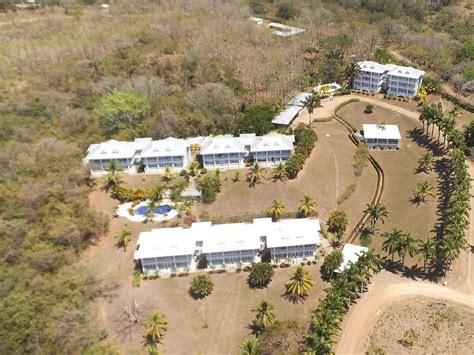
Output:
[{"xmin": 116, "ymin": 200, "xmax": 178, "ymax": 222}]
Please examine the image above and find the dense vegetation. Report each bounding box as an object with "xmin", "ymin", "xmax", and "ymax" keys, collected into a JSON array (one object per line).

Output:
[{"xmin": 0, "ymin": 0, "xmax": 472, "ymax": 352}]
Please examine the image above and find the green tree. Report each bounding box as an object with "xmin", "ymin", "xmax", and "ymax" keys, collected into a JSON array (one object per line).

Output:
[
  {"xmin": 115, "ymin": 227, "xmax": 132, "ymax": 251},
  {"xmin": 241, "ymin": 338, "xmax": 259, "ymax": 355},
  {"xmin": 248, "ymin": 263, "xmax": 274, "ymax": 288},
  {"xmin": 149, "ymin": 185, "xmax": 164, "ymax": 203},
  {"xmin": 382, "ymin": 228, "xmax": 404, "ymax": 261},
  {"xmin": 272, "ymin": 162, "xmax": 288, "ymax": 182},
  {"xmin": 302, "ymin": 95, "xmax": 321, "ymax": 124},
  {"xmin": 413, "ymin": 181, "xmax": 435, "ymax": 204},
  {"xmin": 327, "ymin": 210, "xmax": 349, "ymax": 240},
  {"xmin": 197, "ymin": 175, "xmax": 221, "ymax": 203},
  {"xmin": 417, "ymin": 238, "xmax": 437, "ymax": 271},
  {"xmin": 397, "ymin": 232, "xmax": 417, "ymax": 265},
  {"xmin": 189, "ymin": 275, "xmax": 214, "ymax": 299},
  {"xmin": 162, "ymin": 166, "xmax": 176, "ymax": 181},
  {"xmin": 417, "ymin": 152, "xmax": 435, "ymax": 173},
  {"xmin": 104, "ymin": 160, "xmax": 123, "ymax": 191},
  {"xmin": 143, "ymin": 201, "xmax": 157, "ymax": 223},
  {"xmin": 95, "ymin": 90, "xmax": 151, "ymax": 135},
  {"xmin": 277, "ymin": 3, "xmax": 298, "ymax": 20},
  {"xmin": 320, "ymin": 250, "xmax": 343, "ymax": 279},
  {"xmin": 267, "ymin": 199, "xmax": 286, "ymax": 221},
  {"xmin": 298, "ymin": 195, "xmax": 317, "ymax": 217},
  {"xmin": 84, "ymin": 342, "xmax": 120, "ymax": 355},
  {"xmin": 285, "ymin": 266, "xmax": 314, "ymax": 299},
  {"xmin": 253, "ymin": 301, "xmax": 276, "ymax": 331},
  {"xmin": 363, "ymin": 202, "xmax": 388, "ymax": 231},
  {"xmin": 464, "ymin": 120, "xmax": 474, "ymax": 148},
  {"xmin": 247, "ymin": 162, "xmax": 265, "ymax": 187},
  {"xmin": 235, "ymin": 105, "xmax": 274, "ymax": 136},
  {"xmin": 143, "ymin": 312, "xmax": 168, "ymax": 345},
  {"xmin": 344, "ymin": 62, "xmax": 361, "ymax": 88},
  {"xmin": 188, "ymin": 160, "xmax": 200, "ymax": 177}
]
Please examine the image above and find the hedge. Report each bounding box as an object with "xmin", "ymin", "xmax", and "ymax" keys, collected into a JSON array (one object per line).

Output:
[{"xmin": 286, "ymin": 124, "xmax": 318, "ymax": 179}]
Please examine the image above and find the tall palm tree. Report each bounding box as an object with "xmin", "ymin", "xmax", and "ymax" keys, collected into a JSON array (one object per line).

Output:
[
  {"xmin": 144, "ymin": 201, "xmax": 157, "ymax": 223},
  {"xmin": 143, "ymin": 312, "xmax": 168, "ymax": 345},
  {"xmin": 273, "ymin": 162, "xmax": 288, "ymax": 181},
  {"xmin": 363, "ymin": 202, "xmax": 389, "ymax": 230},
  {"xmin": 448, "ymin": 105, "xmax": 462, "ymax": 125},
  {"xmin": 247, "ymin": 162, "xmax": 265, "ymax": 187},
  {"xmin": 413, "ymin": 181, "xmax": 435, "ymax": 204},
  {"xmin": 286, "ymin": 266, "xmax": 314, "ymax": 298},
  {"xmin": 150, "ymin": 185, "xmax": 164, "ymax": 203},
  {"xmin": 441, "ymin": 116, "xmax": 455, "ymax": 146},
  {"xmin": 417, "ymin": 152, "xmax": 434, "ymax": 173},
  {"xmin": 115, "ymin": 227, "xmax": 132, "ymax": 251},
  {"xmin": 104, "ymin": 160, "xmax": 123, "ymax": 191},
  {"xmin": 267, "ymin": 199, "xmax": 285, "ymax": 220},
  {"xmin": 188, "ymin": 160, "xmax": 200, "ymax": 177},
  {"xmin": 357, "ymin": 249, "xmax": 382, "ymax": 276},
  {"xmin": 302, "ymin": 94, "xmax": 321, "ymax": 125},
  {"xmin": 344, "ymin": 62, "xmax": 361, "ymax": 88},
  {"xmin": 417, "ymin": 238, "xmax": 437, "ymax": 271},
  {"xmin": 241, "ymin": 338, "xmax": 259, "ymax": 355},
  {"xmin": 382, "ymin": 228, "xmax": 404, "ymax": 261},
  {"xmin": 253, "ymin": 301, "xmax": 276, "ymax": 330},
  {"xmin": 299, "ymin": 195, "xmax": 317, "ymax": 217},
  {"xmin": 397, "ymin": 232, "xmax": 417, "ymax": 265}
]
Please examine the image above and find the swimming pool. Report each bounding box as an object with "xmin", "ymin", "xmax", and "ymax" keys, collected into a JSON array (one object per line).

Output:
[{"xmin": 135, "ymin": 205, "xmax": 172, "ymax": 215}]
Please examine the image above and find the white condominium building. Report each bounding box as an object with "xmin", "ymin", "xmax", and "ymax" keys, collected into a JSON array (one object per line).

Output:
[
  {"xmin": 134, "ymin": 218, "xmax": 321, "ymax": 274},
  {"xmin": 353, "ymin": 61, "xmax": 424, "ymax": 98},
  {"xmin": 140, "ymin": 137, "xmax": 190, "ymax": 172}
]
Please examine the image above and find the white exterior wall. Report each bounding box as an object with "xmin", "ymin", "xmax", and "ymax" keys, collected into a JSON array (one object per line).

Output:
[
  {"xmin": 270, "ymin": 244, "xmax": 317, "ymax": 263},
  {"xmin": 141, "ymin": 254, "xmax": 193, "ymax": 273},
  {"xmin": 143, "ymin": 154, "xmax": 188, "ymax": 172},
  {"xmin": 88, "ymin": 158, "xmax": 134, "ymax": 174},
  {"xmin": 364, "ymin": 138, "xmax": 400, "ymax": 149},
  {"xmin": 201, "ymin": 152, "xmax": 246, "ymax": 169},
  {"xmin": 387, "ymin": 75, "xmax": 422, "ymax": 98},
  {"xmin": 253, "ymin": 149, "xmax": 293, "ymax": 166},
  {"xmin": 205, "ymin": 248, "xmax": 259, "ymax": 266},
  {"xmin": 353, "ymin": 70, "xmax": 385, "ymax": 92}
]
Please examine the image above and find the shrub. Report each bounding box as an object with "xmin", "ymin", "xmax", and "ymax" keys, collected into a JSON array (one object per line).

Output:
[
  {"xmin": 111, "ymin": 185, "xmax": 150, "ymax": 203},
  {"xmin": 200, "ymin": 168, "xmax": 207, "ymax": 175},
  {"xmin": 286, "ymin": 124, "xmax": 318, "ymax": 179},
  {"xmin": 364, "ymin": 104, "xmax": 374, "ymax": 114},
  {"xmin": 132, "ymin": 270, "xmax": 141, "ymax": 287},
  {"xmin": 326, "ymin": 210, "xmax": 349, "ymax": 240},
  {"xmin": 197, "ymin": 175, "xmax": 221, "ymax": 203},
  {"xmin": 189, "ymin": 275, "xmax": 214, "ymax": 299},
  {"xmin": 179, "ymin": 169, "xmax": 187, "ymax": 176},
  {"xmin": 354, "ymin": 144, "xmax": 370, "ymax": 176},
  {"xmin": 320, "ymin": 250, "xmax": 343, "ymax": 279},
  {"xmin": 337, "ymin": 183, "xmax": 357, "ymax": 204},
  {"xmin": 277, "ymin": 3, "xmax": 298, "ymax": 20},
  {"xmin": 248, "ymin": 262, "xmax": 274, "ymax": 288},
  {"xmin": 235, "ymin": 105, "xmax": 274, "ymax": 136}
]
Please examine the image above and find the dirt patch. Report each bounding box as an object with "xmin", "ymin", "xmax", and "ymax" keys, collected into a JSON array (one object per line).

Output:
[{"xmin": 365, "ymin": 296, "xmax": 474, "ymax": 354}]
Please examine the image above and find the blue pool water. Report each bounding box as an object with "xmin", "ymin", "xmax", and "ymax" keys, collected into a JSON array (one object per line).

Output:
[{"xmin": 135, "ymin": 205, "xmax": 172, "ymax": 215}]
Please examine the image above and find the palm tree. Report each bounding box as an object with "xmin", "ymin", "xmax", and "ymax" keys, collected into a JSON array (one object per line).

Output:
[
  {"xmin": 241, "ymin": 338, "xmax": 259, "ymax": 355},
  {"xmin": 162, "ymin": 166, "xmax": 176, "ymax": 181},
  {"xmin": 417, "ymin": 238, "xmax": 437, "ymax": 271},
  {"xmin": 247, "ymin": 162, "xmax": 265, "ymax": 187},
  {"xmin": 188, "ymin": 160, "xmax": 200, "ymax": 177},
  {"xmin": 144, "ymin": 201, "xmax": 157, "ymax": 223},
  {"xmin": 382, "ymin": 228, "xmax": 404, "ymax": 261},
  {"xmin": 441, "ymin": 116, "xmax": 455, "ymax": 145},
  {"xmin": 302, "ymin": 94, "xmax": 320, "ymax": 124},
  {"xmin": 115, "ymin": 227, "xmax": 132, "ymax": 251},
  {"xmin": 397, "ymin": 232, "xmax": 417, "ymax": 265},
  {"xmin": 448, "ymin": 105, "xmax": 462, "ymax": 125},
  {"xmin": 273, "ymin": 162, "xmax": 288, "ymax": 181},
  {"xmin": 299, "ymin": 195, "xmax": 317, "ymax": 217},
  {"xmin": 413, "ymin": 181, "xmax": 435, "ymax": 204},
  {"xmin": 143, "ymin": 312, "xmax": 168, "ymax": 345},
  {"xmin": 417, "ymin": 152, "xmax": 434, "ymax": 173},
  {"xmin": 253, "ymin": 301, "xmax": 276, "ymax": 330},
  {"xmin": 267, "ymin": 199, "xmax": 285, "ymax": 220},
  {"xmin": 344, "ymin": 62, "xmax": 361, "ymax": 88},
  {"xmin": 286, "ymin": 266, "xmax": 314, "ymax": 298},
  {"xmin": 104, "ymin": 160, "xmax": 123, "ymax": 191},
  {"xmin": 363, "ymin": 202, "xmax": 388, "ymax": 230},
  {"xmin": 150, "ymin": 185, "xmax": 164, "ymax": 203},
  {"xmin": 358, "ymin": 249, "xmax": 382, "ymax": 276}
]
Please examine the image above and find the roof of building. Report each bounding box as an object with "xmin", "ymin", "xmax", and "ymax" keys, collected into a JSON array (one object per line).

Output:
[
  {"xmin": 272, "ymin": 105, "xmax": 303, "ymax": 126},
  {"xmin": 357, "ymin": 61, "xmax": 390, "ymax": 74},
  {"xmin": 268, "ymin": 22, "xmax": 306, "ymax": 37},
  {"xmin": 200, "ymin": 135, "xmax": 247, "ymax": 155},
  {"xmin": 387, "ymin": 65, "xmax": 425, "ymax": 79},
  {"xmin": 134, "ymin": 218, "xmax": 321, "ymax": 261},
  {"xmin": 250, "ymin": 134, "xmax": 295, "ymax": 152},
  {"xmin": 363, "ymin": 124, "xmax": 401, "ymax": 140},
  {"xmin": 140, "ymin": 137, "xmax": 188, "ymax": 158},
  {"xmin": 288, "ymin": 92, "xmax": 313, "ymax": 107},
  {"xmin": 337, "ymin": 244, "xmax": 369, "ymax": 272},
  {"xmin": 85, "ymin": 138, "xmax": 152, "ymax": 161}
]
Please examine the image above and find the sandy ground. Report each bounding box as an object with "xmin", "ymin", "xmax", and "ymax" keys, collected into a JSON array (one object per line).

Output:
[{"xmin": 365, "ymin": 295, "xmax": 474, "ymax": 354}]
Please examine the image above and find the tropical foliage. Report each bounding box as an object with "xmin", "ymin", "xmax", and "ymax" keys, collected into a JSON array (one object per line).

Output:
[
  {"xmin": 272, "ymin": 162, "xmax": 288, "ymax": 181},
  {"xmin": 285, "ymin": 124, "xmax": 318, "ymax": 179},
  {"xmin": 320, "ymin": 250, "xmax": 343, "ymax": 280},
  {"xmin": 248, "ymin": 263, "xmax": 274, "ymax": 289},
  {"xmin": 247, "ymin": 162, "xmax": 265, "ymax": 187},
  {"xmin": 285, "ymin": 266, "xmax": 313, "ymax": 300},
  {"xmin": 189, "ymin": 275, "xmax": 214, "ymax": 299},
  {"xmin": 143, "ymin": 312, "xmax": 168, "ymax": 345},
  {"xmin": 115, "ymin": 227, "xmax": 132, "ymax": 251},
  {"xmin": 302, "ymin": 94, "xmax": 321, "ymax": 124},
  {"xmin": 417, "ymin": 152, "xmax": 435, "ymax": 173},
  {"xmin": 298, "ymin": 195, "xmax": 317, "ymax": 217},
  {"xmin": 412, "ymin": 181, "xmax": 435, "ymax": 204},
  {"xmin": 267, "ymin": 199, "xmax": 286, "ymax": 221},
  {"xmin": 252, "ymin": 301, "xmax": 276, "ymax": 333},
  {"xmin": 197, "ymin": 175, "xmax": 222, "ymax": 203},
  {"xmin": 363, "ymin": 202, "xmax": 388, "ymax": 231},
  {"xmin": 327, "ymin": 210, "xmax": 349, "ymax": 240}
]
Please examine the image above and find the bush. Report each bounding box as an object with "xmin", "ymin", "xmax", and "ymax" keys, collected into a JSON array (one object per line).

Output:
[
  {"xmin": 179, "ymin": 169, "xmax": 187, "ymax": 177},
  {"xmin": 132, "ymin": 270, "xmax": 141, "ymax": 287},
  {"xmin": 286, "ymin": 124, "xmax": 318, "ymax": 179},
  {"xmin": 200, "ymin": 168, "xmax": 207, "ymax": 175},
  {"xmin": 277, "ymin": 3, "xmax": 298, "ymax": 20},
  {"xmin": 111, "ymin": 185, "xmax": 150, "ymax": 203},
  {"xmin": 189, "ymin": 275, "xmax": 214, "ymax": 299},
  {"xmin": 320, "ymin": 250, "xmax": 343, "ymax": 279},
  {"xmin": 364, "ymin": 104, "xmax": 374, "ymax": 114},
  {"xmin": 235, "ymin": 105, "xmax": 274, "ymax": 136},
  {"xmin": 327, "ymin": 210, "xmax": 349, "ymax": 240},
  {"xmin": 354, "ymin": 144, "xmax": 370, "ymax": 176},
  {"xmin": 197, "ymin": 175, "xmax": 221, "ymax": 203},
  {"xmin": 248, "ymin": 262, "xmax": 274, "ymax": 288},
  {"xmin": 337, "ymin": 183, "xmax": 357, "ymax": 204}
]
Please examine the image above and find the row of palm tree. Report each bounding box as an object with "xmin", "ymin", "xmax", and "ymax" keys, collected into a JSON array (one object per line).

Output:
[
  {"xmin": 267, "ymin": 195, "xmax": 317, "ymax": 220},
  {"xmin": 381, "ymin": 228, "xmax": 437, "ymax": 268},
  {"xmin": 307, "ymin": 250, "xmax": 382, "ymax": 353},
  {"xmin": 417, "ymin": 104, "xmax": 469, "ymax": 273}
]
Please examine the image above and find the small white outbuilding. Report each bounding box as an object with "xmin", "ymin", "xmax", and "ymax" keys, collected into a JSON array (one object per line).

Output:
[
  {"xmin": 336, "ymin": 244, "xmax": 369, "ymax": 273},
  {"xmin": 359, "ymin": 124, "xmax": 401, "ymax": 149}
]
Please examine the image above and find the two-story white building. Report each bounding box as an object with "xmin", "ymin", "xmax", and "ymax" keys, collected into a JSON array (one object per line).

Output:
[
  {"xmin": 85, "ymin": 138, "xmax": 152, "ymax": 174},
  {"xmin": 140, "ymin": 137, "xmax": 190, "ymax": 173},
  {"xmin": 250, "ymin": 134, "xmax": 295, "ymax": 166},
  {"xmin": 200, "ymin": 135, "xmax": 248, "ymax": 169},
  {"xmin": 134, "ymin": 218, "xmax": 321, "ymax": 275},
  {"xmin": 386, "ymin": 66, "xmax": 425, "ymax": 98},
  {"xmin": 353, "ymin": 61, "xmax": 424, "ymax": 98}
]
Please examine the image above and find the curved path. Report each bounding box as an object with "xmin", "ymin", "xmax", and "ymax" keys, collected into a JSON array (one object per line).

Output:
[{"xmin": 294, "ymin": 94, "xmax": 474, "ymax": 354}]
